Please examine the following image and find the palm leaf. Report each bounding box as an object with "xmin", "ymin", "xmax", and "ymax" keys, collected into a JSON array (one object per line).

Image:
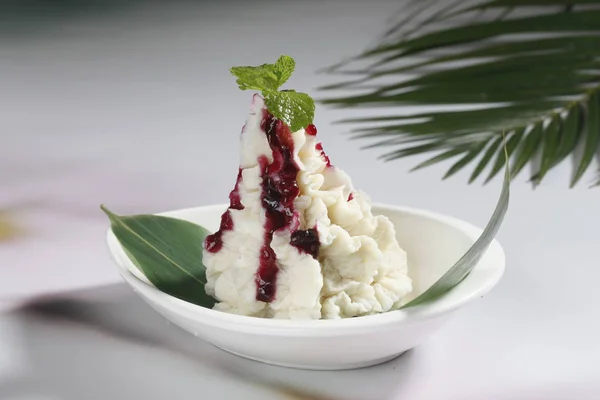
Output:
[{"xmin": 319, "ymin": 0, "xmax": 600, "ymax": 186}]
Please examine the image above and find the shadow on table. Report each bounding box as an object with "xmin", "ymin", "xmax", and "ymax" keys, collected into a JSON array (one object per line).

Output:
[{"xmin": 0, "ymin": 283, "xmax": 421, "ymax": 400}]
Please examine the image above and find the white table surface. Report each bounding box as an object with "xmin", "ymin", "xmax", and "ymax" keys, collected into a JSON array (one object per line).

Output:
[{"xmin": 1, "ymin": 1, "xmax": 599, "ymax": 398}]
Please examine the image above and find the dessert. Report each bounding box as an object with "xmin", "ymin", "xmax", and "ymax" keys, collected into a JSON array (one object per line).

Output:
[{"xmin": 203, "ymin": 56, "xmax": 412, "ymax": 319}]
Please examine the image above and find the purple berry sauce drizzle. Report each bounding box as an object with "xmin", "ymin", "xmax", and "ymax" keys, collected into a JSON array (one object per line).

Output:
[
  {"xmin": 315, "ymin": 143, "xmax": 331, "ymax": 167},
  {"xmin": 255, "ymin": 113, "xmax": 322, "ymax": 302},
  {"xmin": 205, "ymin": 116, "xmax": 326, "ymax": 303},
  {"xmin": 204, "ymin": 168, "xmax": 244, "ymax": 253}
]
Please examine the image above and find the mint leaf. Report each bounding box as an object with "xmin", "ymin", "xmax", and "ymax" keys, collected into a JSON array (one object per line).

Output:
[
  {"xmin": 230, "ymin": 55, "xmax": 296, "ymax": 92},
  {"xmin": 230, "ymin": 64, "xmax": 279, "ymax": 91},
  {"xmin": 273, "ymin": 55, "xmax": 295, "ymax": 88},
  {"xmin": 231, "ymin": 55, "xmax": 315, "ymax": 131},
  {"xmin": 264, "ymin": 90, "xmax": 315, "ymax": 132}
]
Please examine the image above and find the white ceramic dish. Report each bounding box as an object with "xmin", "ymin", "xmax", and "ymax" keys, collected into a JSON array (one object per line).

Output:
[{"xmin": 106, "ymin": 203, "xmax": 505, "ymax": 370}]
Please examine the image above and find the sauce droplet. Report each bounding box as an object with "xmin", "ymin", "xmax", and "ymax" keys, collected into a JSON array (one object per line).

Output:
[{"xmin": 305, "ymin": 124, "xmax": 317, "ymax": 136}]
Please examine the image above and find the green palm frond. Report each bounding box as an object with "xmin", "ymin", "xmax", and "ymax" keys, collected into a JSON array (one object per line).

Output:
[{"xmin": 319, "ymin": 0, "xmax": 600, "ymax": 187}]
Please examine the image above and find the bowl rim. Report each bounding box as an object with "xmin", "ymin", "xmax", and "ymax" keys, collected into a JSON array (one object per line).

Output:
[{"xmin": 106, "ymin": 203, "xmax": 505, "ymax": 332}]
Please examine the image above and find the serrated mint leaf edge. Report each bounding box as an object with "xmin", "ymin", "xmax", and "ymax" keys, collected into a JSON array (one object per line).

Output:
[
  {"xmin": 230, "ymin": 64, "xmax": 279, "ymax": 92},
  {"xmin": 273, "ymin": 55, "xmax": 296, "ymax": 88},
  {"xmin": 263, "ymin": 90, "xmax": 315, "ymax": 132}
]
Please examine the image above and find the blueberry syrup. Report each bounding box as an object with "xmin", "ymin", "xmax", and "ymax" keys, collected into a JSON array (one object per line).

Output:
[
  {"xmin": 204, "ymin": 168, "xmax": 244, "ymax": 253},
  {"xmin": 290, "ymin": 228, "xmax": 320, "ymax": 259},
  {"xmin": 315, "ymin": 142, "xmax": 332, "ymax": 167},
  {"xmin": 205, "ymin": 113, "xmax": 323, "ymax": 303},
  {"xmin": 229, "ymin": 168, "xmax": 244, "ymax": 210},
  {"xmin": 255, "ymin": 112, "xmax": 307, "ymax": 302}
]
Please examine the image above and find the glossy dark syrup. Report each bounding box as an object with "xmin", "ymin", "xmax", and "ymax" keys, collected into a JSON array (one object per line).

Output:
[
  {"xmin": 205, "ymin": 112, "xmax": 325, "ymax": 303},
  {"xmin": 204, "ymin": 168, "xmax": 244, "ymax": 253}
]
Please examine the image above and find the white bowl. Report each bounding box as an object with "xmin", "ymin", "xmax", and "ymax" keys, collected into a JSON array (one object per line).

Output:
[{"xmin": 106, "ymin": 203, "xmax": 505, "ymax": 370}]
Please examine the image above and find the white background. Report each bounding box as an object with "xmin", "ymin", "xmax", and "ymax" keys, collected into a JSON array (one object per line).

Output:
[{"xmin": 1, "ymin": 0, "xmax": 599, "ymax": 398}]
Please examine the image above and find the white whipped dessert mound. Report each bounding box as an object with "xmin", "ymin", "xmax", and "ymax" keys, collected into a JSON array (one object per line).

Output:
[{"xmin": 203, "ymin": 94, "xmax": 412, "ymax": 319}]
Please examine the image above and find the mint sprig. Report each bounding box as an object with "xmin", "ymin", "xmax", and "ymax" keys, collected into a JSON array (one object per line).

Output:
[
  {"xmin": 272, "ymin": 55, "xmax": 295, "ymax": 88},
  {"xmin": 230, "ymin": 55, "xmax": 315, "ymax": 132}
]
